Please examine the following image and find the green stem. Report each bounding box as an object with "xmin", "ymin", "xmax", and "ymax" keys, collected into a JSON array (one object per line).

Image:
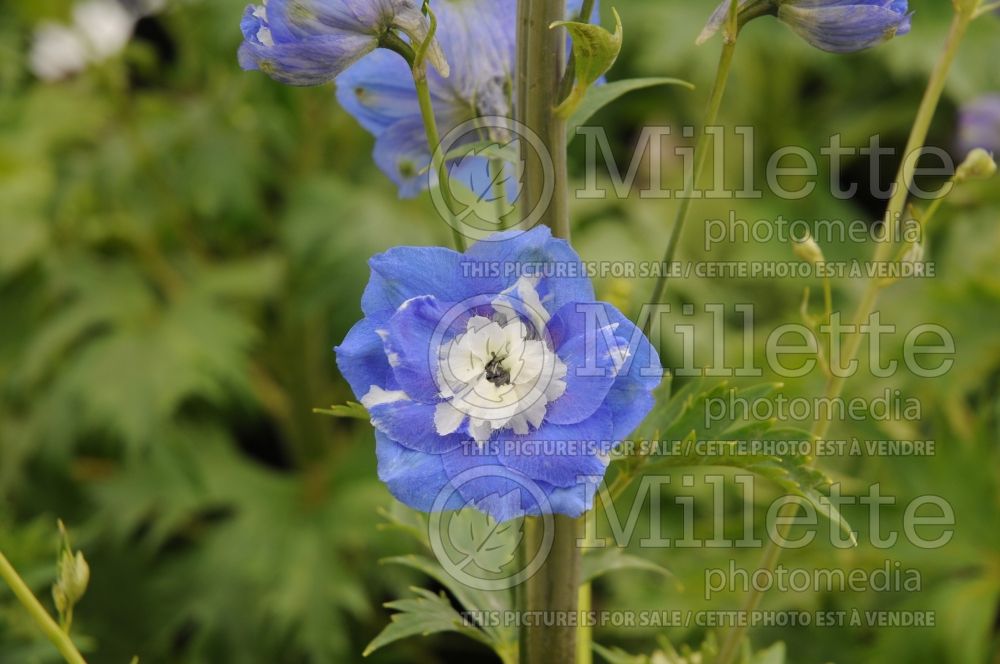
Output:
[
  {"xmin": 517, "ymin": 0, "xmax": 570, "ymax": 239},
  {"xmin": 0, "ymin": 552, "xmax": 87, "ymax": 664},
  {"xmin": 714, "ymin": 11, "xmax": 972, "ymax": 664},
  {"xmin": 516, "ymin": 3, "xmax": 579, "ymax": 663},
  {"xmin": 518, "ymin": 516, "xmax": 581, "ymax": 664},
  {"xmin": 415, "ymin": 75, "xmax": 467, "ymax": 251},
  {"xmin": 644, "ymin": 21, "xmax": 739, "ymax": 330},
  {"xmin": 576, "ymin": 581, "xmax": 593, "ymax": 664}
]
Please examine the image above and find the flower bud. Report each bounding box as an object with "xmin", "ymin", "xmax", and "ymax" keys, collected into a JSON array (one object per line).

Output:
[
  {"xmin": 793, "ymin": 234, "xmax": 825, "ymax": 265},
  {"xmin": 698, "ymin": 0, "xmax": 912, "ymax": 53},
  {"xmin": 56, "ymin": 549, "xmax": 91, "ymax": 606},
  {"xmin": 958, "ymin": 95, "xmax": 1000, "ymax": 156},
  {"xmin": 956, "ymin": 148, "xmax": 997, "ymax": 182}
]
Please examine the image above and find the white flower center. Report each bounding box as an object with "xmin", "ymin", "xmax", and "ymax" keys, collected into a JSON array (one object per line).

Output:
[{"xmin": 433, "ymin": 279, "xmax": 567, "ymax": 445}]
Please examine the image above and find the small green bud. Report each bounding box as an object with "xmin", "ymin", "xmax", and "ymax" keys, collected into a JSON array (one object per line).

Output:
[
  {"xmin": 956, "ymin": 148, "xmax": 997, "ymax": 181},
  {"xmin": 56, "ymin": 549, "xmax": 90, "ymax": 606},
  {"xmin": 793, "ymin": 234, "xmax": 825, "ymax": 265}
]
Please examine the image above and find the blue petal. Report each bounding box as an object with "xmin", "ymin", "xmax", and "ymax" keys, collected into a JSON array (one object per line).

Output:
[
  {"xmin": 778, "ymin": 4, "xmax": 911, "ymax": 53},
  {"xmin": 493, "ymin": 407, "xmax": 613, "ymax": 488},
  {"xmin": 373, "ymin": 117, "xmax": 434, "ymax": 198},
  {"xmin": 334, "ymin": 318, "xmax": 398, "ymax": 399},
  {"xmin": 369, "ymin": 400, "xmax": 466, "ymax": 454},
  {"xmin": 383, "ymin": 295, "xmax": 467, "ymax": 402},
  {"xmin": 601, "ymin": 307, "xmax": 663, "ymax": 441},
  {"xmin": 544, "ymin": 322, "xmax": 620, "ymax": 426},
  {"xmin": 464, "ymin": 226, "xmax": 596, "ymax": 316},
  {"xmin": 440, "ymin": 446, "xmax": 546, "ymax": 522},
  {"xmin": 959, "ymin": 94, "xmax": 1000, "ymax": 155},
  {"xmin": 239, "ymin": 32, "xmax": 376, "ymax": 85},
  {"xmin": 335, "ymin": 49, "xmax": 419, "ymax": 134},
  {"xmin": 376, "ymin": 431, "xmax": 463, "ymax": 512},
  {"xmin": 361, "ymin": 245, "xmax": 466, "ymax": 319},
  {"xmin": 541, "ymin": 478, "xmax": 598, "ymax": 518}
]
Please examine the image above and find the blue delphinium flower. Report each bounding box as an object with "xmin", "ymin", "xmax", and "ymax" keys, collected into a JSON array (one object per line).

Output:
[
  {"xmin": 335, "ymin": 227, "xmax": 662, "ymax": 522},
  {"xmin": 698, "ymin": 0, "xmax": 911, "ymax": 54},
  {"xmin": 958, "ymin": 94, "xmax": 1000, "ymax": 156},
  {"xmin": 239, "ymin": 0, "xmax": 448, "ymax": 86},
  {"xmin": 335, "ymin": 0, "xmax": 597, "ymax": 197}
]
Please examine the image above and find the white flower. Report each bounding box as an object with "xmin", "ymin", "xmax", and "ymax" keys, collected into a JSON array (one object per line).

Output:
[{"xmin": 29, "ymin": 0, "xmax": 136, "ymax": 81}]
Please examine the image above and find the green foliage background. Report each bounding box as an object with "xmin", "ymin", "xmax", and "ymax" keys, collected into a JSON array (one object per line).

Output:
[{"xmin": 1, "ymin": 0, "xmax": 998, "ymax": 662}]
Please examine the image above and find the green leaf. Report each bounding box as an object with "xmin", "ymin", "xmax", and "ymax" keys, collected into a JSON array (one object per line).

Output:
[
  {"xmin": 447, "ymin": 508, "xmax": 523, "ymax": 574},
  {"xmin": 363, "ymin": 587, "xmax": 491, "ymax": 657},
  {"xmin": 632, "ymin": 380, "xmax": 856, "ymax": 545},
  {"xmin": 593, "ymin": 643, "xmax": 649, "ymax": 664},
  {"xmin": 554, "ymin": 8, "xmax": 624, "ymax": 118},
  {"xmin": 750, "ymin": 641, "xmax": 786, "ymax": 664},
  {"xmin": 567, "ymin": 77, "xmax": 695, "ymax": 141},
  {"xmin": 312, "ymin": 402, "xmax": 369, "ymax": 420},
  {"xmin": 581, "ymin": 549, "xmax": 676, "ymax": 586}
]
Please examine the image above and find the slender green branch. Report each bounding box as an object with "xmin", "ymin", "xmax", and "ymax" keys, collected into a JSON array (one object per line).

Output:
[
  {"xmin": 714, "ymin": 11, "xmax": 973, "ymax": 664},
  {"xmin": 0, "ymin": 552, "xmax": 88, "ymax": 664},
  {"xmin": 384, "ymin": 21, "xmax": 466, "ymax": 251},
  {"xmin": 414, "ymin": 76, "xmax": 467, "ymax": 251},
  {"xmin": 643, "ymin": 10, "xmax": 739, "ymax": 332}
]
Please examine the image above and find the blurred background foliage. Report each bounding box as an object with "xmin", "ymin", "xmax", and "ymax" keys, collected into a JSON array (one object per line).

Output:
[{"xmin": 0, "ymin": 0, "xmax": 998, "ymax": 662}]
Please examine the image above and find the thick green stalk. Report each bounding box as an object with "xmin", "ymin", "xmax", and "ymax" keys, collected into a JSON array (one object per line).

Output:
[
  {"xmin": 0, "ymin": 552, "xmax": 87, "ymax": 664},
  {"xmin": 714, "ymin": 11, "xmax": 973, "ymax": 664},
  {"xmin": 644, "ymin": 22, "xmax": 738, "ymax": 326},
  {"xmin": 516, "ymin": 3, "xmax": 579, "ymax": 663},
  {"xmin": 517, "ymin": 0, "xmax": 570, "ymax": 239},
  {"xmin": 518, "ymin": 516, "xmax": 581, "ymax": 664}
]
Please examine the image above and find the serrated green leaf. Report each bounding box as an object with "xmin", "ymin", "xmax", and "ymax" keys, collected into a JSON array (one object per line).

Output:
[{"xmin": 363, "ymin": 587, "xmax": 490, "ymax": 657}]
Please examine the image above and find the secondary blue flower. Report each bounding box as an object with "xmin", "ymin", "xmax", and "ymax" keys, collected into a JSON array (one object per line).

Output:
[
  {"xmin": 335, "ymin": 0, "xmax": 597, "ymax": 197},
  {"xmin": 239, "ymin": 0, "xmax": 447, "ymax": 86},
  {"xmin": 958, "ymin": 94, "xmax": 1000, "ymax": 156},
  {"xmin": 698, "ymin": 0, "xmax": 911, "ymax": 54},
  {"xmin": 335, "ymin": 227, "xmax": 662, "ymax": 522}
]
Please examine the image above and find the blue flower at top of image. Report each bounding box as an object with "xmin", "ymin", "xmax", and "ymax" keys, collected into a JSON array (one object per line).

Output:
[
  {"xmin": 699, "ymin": 0, "xmax": 911, "ymax": 54},
  {"xmin": 239, "ymin": 0, "xmax": 448, "ymax": 86},
  {"xmin": 335, "ymin": 0, "xmax": 598, "ymax": 197},
  {"xmin": 335, "ymin": 227, "xmax": 662, "ymax": 522},
  {"xmin": 958, "ymin": 94, "xmax": 1000, "ymax": 156}
]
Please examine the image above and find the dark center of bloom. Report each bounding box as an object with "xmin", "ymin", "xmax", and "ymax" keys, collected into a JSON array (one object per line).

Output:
[{"xmin": 484, "ymin": 353, "xmax": 511, "ymax": 387}]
